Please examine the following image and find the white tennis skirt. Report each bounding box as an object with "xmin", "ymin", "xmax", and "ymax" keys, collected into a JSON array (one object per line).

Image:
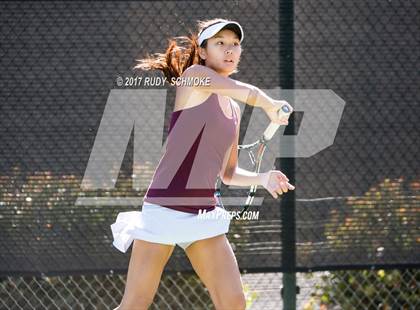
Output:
[{"xmin": 110, "ymin": 201, "xmax": 232, "ymax": 252}]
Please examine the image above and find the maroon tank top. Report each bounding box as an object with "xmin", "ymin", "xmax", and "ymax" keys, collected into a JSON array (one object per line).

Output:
[{"xmin": 143, "ymin": 93, "xmax": 238, "ymax": 214}]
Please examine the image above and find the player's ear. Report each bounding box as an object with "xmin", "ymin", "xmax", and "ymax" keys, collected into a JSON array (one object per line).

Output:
[{"xmin": 198, "ymin": 46, "xmax": 207, "ymax": 60}]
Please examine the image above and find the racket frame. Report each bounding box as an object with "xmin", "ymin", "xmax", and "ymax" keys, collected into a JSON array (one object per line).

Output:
[{"xmin": 215, "ymin": 104, "xmax": 291, "ymax": 217}]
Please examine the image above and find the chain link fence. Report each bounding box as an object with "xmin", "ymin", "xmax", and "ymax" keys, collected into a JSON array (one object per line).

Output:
[
  {"xmin": 1, "ymin": 270, "xmax": 418, "ymax": 309},
  {"xmin": 1, "ymin": 0, "xmax": 418, "ymax": 309}
]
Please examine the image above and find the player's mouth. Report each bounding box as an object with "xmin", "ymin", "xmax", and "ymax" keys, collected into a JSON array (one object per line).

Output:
[{"xmin": 224, "ymin": 59, "xmax": 234, "ymax": 63}]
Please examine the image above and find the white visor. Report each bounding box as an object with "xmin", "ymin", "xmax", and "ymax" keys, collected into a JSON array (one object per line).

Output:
[{"xmin": 197, "ymin": 21, "xmax": 244, "ymax": 46}]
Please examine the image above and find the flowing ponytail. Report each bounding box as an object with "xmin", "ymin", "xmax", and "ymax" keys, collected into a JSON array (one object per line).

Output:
[
  {"xmin": 133, "ymin": 18, "xmax": 234, "ymax": 85},
  {"xmin": 133, "ymin": 32, "xmax": 204, "ymax": 84}
]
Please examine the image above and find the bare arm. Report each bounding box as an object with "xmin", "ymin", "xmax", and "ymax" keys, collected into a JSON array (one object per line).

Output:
[
  {"xmin": 219, "ymin": 102, "xmax": 295, "ymax": 198},
  {"xmin": 219, "ymin": 102, "xmax": 266, "ymax": 187},
  {"xmin": 182, "ymin": 64, "xmax": 276, "ymax": 110},
  {"xmin": 226, "ymin": 167, "xmax": 266, "ymax": 187}
]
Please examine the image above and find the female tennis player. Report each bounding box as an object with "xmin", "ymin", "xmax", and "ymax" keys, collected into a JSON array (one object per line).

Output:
[{"xmin": 111, "ymin": 18, "xmax": 295, "ymax": 310}]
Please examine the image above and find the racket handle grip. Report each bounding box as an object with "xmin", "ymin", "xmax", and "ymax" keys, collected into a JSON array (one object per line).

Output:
[
  {"xmin": 263, "ymin": 123, "xmax": 281, "ymax": 140},
  {"xmin": 263, "ymin": 104, "xmax": 291, "ymax": 140}
]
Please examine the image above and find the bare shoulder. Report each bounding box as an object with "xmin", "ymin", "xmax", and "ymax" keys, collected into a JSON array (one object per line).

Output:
[
  {"xmin": 179, "ymin": 64, "xmax": 197, "ymax": 79},
  {"xmin": 173, "ymin": 80, "xmax": 211, "ymax": 112},
  {"xmin": 181, "ymin": 64, "xmax": 206, "ymax": 76},
  {"xmin": 182, "ymin": 64, "xmax": 218, "ymax": 79}
]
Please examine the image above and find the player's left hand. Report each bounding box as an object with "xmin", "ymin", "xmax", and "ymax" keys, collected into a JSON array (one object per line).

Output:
[{"xmin": 261, "ymin": 169, "xmax": 295, "ymax": 199}]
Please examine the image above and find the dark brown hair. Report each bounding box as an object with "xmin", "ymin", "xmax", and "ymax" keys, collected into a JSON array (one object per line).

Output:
[{"xmin": 133, "ymin": 18, "xmax": 237, "ymax": 85}]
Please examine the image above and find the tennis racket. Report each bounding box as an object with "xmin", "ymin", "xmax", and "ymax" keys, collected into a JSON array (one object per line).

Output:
[{"xmin": 215, "ymin": 104, "xmax": 292, "ymax": 217}]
